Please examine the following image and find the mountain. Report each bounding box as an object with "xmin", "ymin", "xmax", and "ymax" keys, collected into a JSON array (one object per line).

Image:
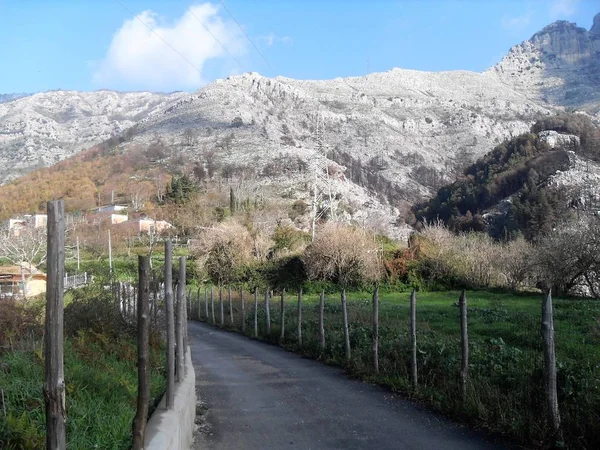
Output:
[
  {"xmin": 0, "ymin": 90, "xmax": 186, "ymax": 182},
  {"xmin": 1, "ymin": 13, "xmax": 599, "ymax": 239},
  {"xmin": 0, "ymin": 93, "xmax": 30, "ymax": 104},
  {"xmin": 487, "ymin": 13, "xmax": 600, "ymax": 115}
]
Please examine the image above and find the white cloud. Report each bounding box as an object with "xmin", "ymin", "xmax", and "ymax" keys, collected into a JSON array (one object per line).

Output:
[
  {"xmin": 256, "ymin": 33, "xmax": 293, "ymax": 47},
  {"xmin": 550, "ymin": 0, "xmax": 579, "ymax": 18},
  {"xmin": 502, "ymin": 13, "xmax": 532, "ymax": 30},
  {"xmin": 93, "ymin": 3, "xmax": 246, "ymax": 91}
]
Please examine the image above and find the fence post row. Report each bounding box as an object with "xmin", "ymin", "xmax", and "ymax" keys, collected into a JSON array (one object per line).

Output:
[
  {"xmin": 372, "ymin": 284, "xmax": 379, "ymax": 374},
  {"xmin": 541, "ymin": 290, "xmax": 563, "ymax": 443},
  {"xmin": 459, "ymin": 290, "xmax": 469, "ymax": 400},
  {"xmin": 164, "ymin": 241, "xmax": 175, "ymax": 409},
  {"xmin": 410, "ymin": 288, "xmax": 418, "ymax": 388},
  {"xmin": 181, "ymin": 258, "xmax": 188, "ymax": 368},
  {"xmin": 44, "ymin": 200, "xmax": 67, "ymax": 450},
  {"xmin": 132, "ymin": 256, "xmax": 150, "ymax": 450}
]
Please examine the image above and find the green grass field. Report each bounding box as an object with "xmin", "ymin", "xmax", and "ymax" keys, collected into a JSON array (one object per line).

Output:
[
  {"xmin": 0, "ymin": 334, "xmax": 166, "ymax": 450},
  {"xmin": 191, "ymin": 288, "xmax": 600, "ymax": 448}
]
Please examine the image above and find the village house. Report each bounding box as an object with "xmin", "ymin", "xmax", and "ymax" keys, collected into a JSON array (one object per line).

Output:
[
  {"xmin": 8, "ymin": 214, "xmax": 47, "ymax": 235},
  {"xmin": 114, "ymin": 218, "xmax": 173, "ymax": 235},
  {"xmin": 0, "ymin": 263, "xmax": 47, "ymax": 299}
]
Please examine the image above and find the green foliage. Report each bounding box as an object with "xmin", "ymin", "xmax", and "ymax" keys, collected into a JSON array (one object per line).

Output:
[
  {"xmin": 165, "ymin": 174, "xmax": 197, "ymax": 204},
  {"xmin": 414, "ymin": 123, "xmax": 582, "ymax": 239},
  {"xmin": 272, "ymin": 225, "xmax": 310, "ymax": 252}
]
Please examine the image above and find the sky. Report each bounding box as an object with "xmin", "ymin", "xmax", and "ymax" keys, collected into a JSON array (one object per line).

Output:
[{"xmin": 0, "ymin": 0, "xmax": 598, "ymax": 93}]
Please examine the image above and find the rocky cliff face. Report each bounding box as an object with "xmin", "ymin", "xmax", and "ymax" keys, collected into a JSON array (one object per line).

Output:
[
  {"xmin": 487, "ymin": 13, "xmax": 600, "ymax": 114},
  {"xmin": 0, "ymin": 90, "xmax": 186, "ymax": 182}
]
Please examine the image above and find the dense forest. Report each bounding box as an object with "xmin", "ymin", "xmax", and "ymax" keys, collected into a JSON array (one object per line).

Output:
[{"xmin": 413, "ymin": 113, "xmax": 600, "ymax": 240}]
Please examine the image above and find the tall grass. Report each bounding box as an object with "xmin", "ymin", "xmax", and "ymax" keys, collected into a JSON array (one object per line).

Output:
[{"xmin": 191, "ymin": 288, "xmax": 600, "ymax": 449}]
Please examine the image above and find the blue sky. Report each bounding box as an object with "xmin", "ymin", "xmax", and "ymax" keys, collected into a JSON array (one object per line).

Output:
[{"xmin": 0, "ymin": 0, "xmax": 597, "ymax": 93}]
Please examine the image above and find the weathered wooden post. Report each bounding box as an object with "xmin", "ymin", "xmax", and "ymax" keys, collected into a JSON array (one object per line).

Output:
[
  {"xmin": 265, "ymin": 289, "xmax": 271, "ymax": 336},
  {"xmin": 44, "ymin": 200, "xmax": 66, "ymax": 450},
  {"xmin": 280, "ymin": 288, "xmax": 286, "ymax": 343},
  {"xmin": 319, "ymin": 290, "xmax": 325, "ymax": 352},
  {"xmin": 197, "ymin": 287, "xmax": 201, "ymax": 320},
  {"xmin": 240, "ymin": 286, "xmax": 246, "ymax": 333},
  {"xmin": 219, "ymin": 287, "xmax": 224, "ymax": 326},
  {"xmin": 176, "ymin": 258, "xmax": 186, "ymax": 381},
  {"xmin": 164, "ymin": 240, "xmax": 175, "ymax": 409},
  {"xmin": 341, "ymin": 289, "xmax": 351, "ymax": 361},
  {"xmin": 254, "ymin": 287, "xmax": 258, "ymax": 338},
  {"xmin": 459, "ymin": 290, "xmax": 469, "ymax": 399},
  {"xmin": 179, "ymin": 258, "xmax": 187, "ymax": 359},
  {"xmin": 205, "ymin": 287, "xmax": 209, "ymax": 321},
  {"xmin": 372, "ymin": 284, "xmax": 379, "ymax": 374},
  {"xmin": 410, "ymin": 288, "xmax": 418, "ymax": 389},
  {"xmin": 542, "ymin": 289, "xmax": 563, "ymax": 444},
  {"xmin": 210, "ymin": 286, "xmax": 215, "ymax": 325},
  {"xmin": 228, "ymin": 285, "xmax": 234, "ymax": 324},
  {"xmin": 297, "ymin": 288, "xmax": 303, "ymax": 348},
  {"xmin": 132, "ymin": 256, "xmax": 150, "ymax": 450}
]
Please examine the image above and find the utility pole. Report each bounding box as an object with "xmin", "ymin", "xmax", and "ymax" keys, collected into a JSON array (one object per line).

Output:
[
  {"xmin": 108, "ymin": 230, "xmax": 113, "ymax": 273},
  {"xmin": 76, "ymin": 236, "xmax": 80, "ymax": 272}
]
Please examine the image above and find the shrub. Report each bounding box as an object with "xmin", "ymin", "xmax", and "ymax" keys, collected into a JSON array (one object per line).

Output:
[{"xmin": 303, "ymin": 223, "xmax": 382, "ymax": 287}]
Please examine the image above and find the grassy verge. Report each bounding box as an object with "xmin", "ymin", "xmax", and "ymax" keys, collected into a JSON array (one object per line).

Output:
[
  {"xmin": 192, "ymin": 288, "xmax": 600, "ymax": 449},
  {"xmin": 0, "ymin": 332, "xmax": 166, "ymax": 450}
]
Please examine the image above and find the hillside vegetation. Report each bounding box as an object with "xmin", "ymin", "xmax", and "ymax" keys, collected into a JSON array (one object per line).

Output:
[{"xmin": 414, "ymin": 113, "xmax": 600, "ymax": 240}]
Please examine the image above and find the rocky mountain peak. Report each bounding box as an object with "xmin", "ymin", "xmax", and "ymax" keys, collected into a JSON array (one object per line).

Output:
[
  {"xmin": 591, "ymin": 12, "xmax": 600, "ymax": 35},
  {"xmin": 486, "ymin": 12, "xmax": 600, "ymax": 115}
]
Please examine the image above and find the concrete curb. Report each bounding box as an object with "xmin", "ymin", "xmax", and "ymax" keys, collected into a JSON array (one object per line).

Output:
[{"xmin": 145, "ymin": 347, "xmax": 196, "ymax": 450}]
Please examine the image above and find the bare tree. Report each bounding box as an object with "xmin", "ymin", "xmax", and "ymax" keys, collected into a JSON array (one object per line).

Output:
[
  {"xmin": 0, "ymin": 225, "xmax": 47, "ymax": 296},
  {"xmin": 303, "ymin": 223, "xmax": 382, "ymax": 286}
]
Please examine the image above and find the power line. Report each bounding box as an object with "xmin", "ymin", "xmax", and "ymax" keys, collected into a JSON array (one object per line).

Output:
[
  {"xmin": 113, "ymin": 0, "xmax": 203, "ymax": 77},
  {"xmin": 185, "ymin": 6, "xmax": 245, "ymax": 71},
  {"xmin": 218, "ymin": 0, "xmax": 276, "ymax": 74}
]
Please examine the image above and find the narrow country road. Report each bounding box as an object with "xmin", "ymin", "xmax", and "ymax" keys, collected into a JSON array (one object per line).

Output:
[{"xmin": 189, "ymin": 321, "xmax": 515, "ymax": 450}]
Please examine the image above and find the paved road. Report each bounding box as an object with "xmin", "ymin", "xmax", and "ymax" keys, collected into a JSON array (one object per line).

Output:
[{"xmin": 189, "ymin": 321, "xmax": 515, "ymax": 450}]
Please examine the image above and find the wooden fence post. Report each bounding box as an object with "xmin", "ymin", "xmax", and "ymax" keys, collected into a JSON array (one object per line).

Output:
[
  {"xmin": 542, "ymin": 289, "xmax": 563, "ymax": 444},
  {"xmin": 459, "ymin": 290, "xmax": 469, "ymax": 399},
  {"xmin": 410, "ymin": 288, "xmax": 418, "ymax": 389},
  {"xmin": 280, "ymin": 289, "xmax": 286, "ymax": 343},
  {"xmin": 240, "ymin": 287, "xmax": 246, "ymax": 333},
  {"xmin": 265, "ymin": 289, "xmax": 271, "ymax": 336},
  {"xmin": 319, "ymin": 290, "xmax": 325, "ymax": 352},
  {"xmin": 164, "ymin": 241, "xmax": 175, "ymax": 409},
  {"xmin": 197, "ymin": 287, "xmax": 201, "ymax": 320},
  {"xmin": 254, "ymin": 287, "xmax": 258, "ymax": 338},
  {"xmin": 372, "ymin": 284, "xmax": 379, "ymax": 374},
  {"xmin": 228, "ymin": 285, "xmax": 234, "ymax": 324},
  {"xmin": 44, "ymin": 200, "xmax": 66, "ymax": 450},
  {"xmin": 205, "ymin": 287, "xmax": 209, "ymax": 321},
  {"xmin": 179, "ymin": 258, "xmax": 187, "ymax": 359},
  {"xmin": 341, "ymin": 289, "xmax": 351, "ymax": 362},
  {"xmin": 132, "ymin": 256, "xmax": 150, "ymax": 450},
  {"xmin": 219, "ymin": 287, "xmax": 224, "ymax": 326},
  {"xmin": 297, "ymin": 288, "xmax": 303, "ymax": 348},
  {"xmin": 210, "ymin": 286, "xmax": 215, "ymax": 325},
  {"xmin": 176, "ymin": 258, "xmax": 186, "ymax": 381}
]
